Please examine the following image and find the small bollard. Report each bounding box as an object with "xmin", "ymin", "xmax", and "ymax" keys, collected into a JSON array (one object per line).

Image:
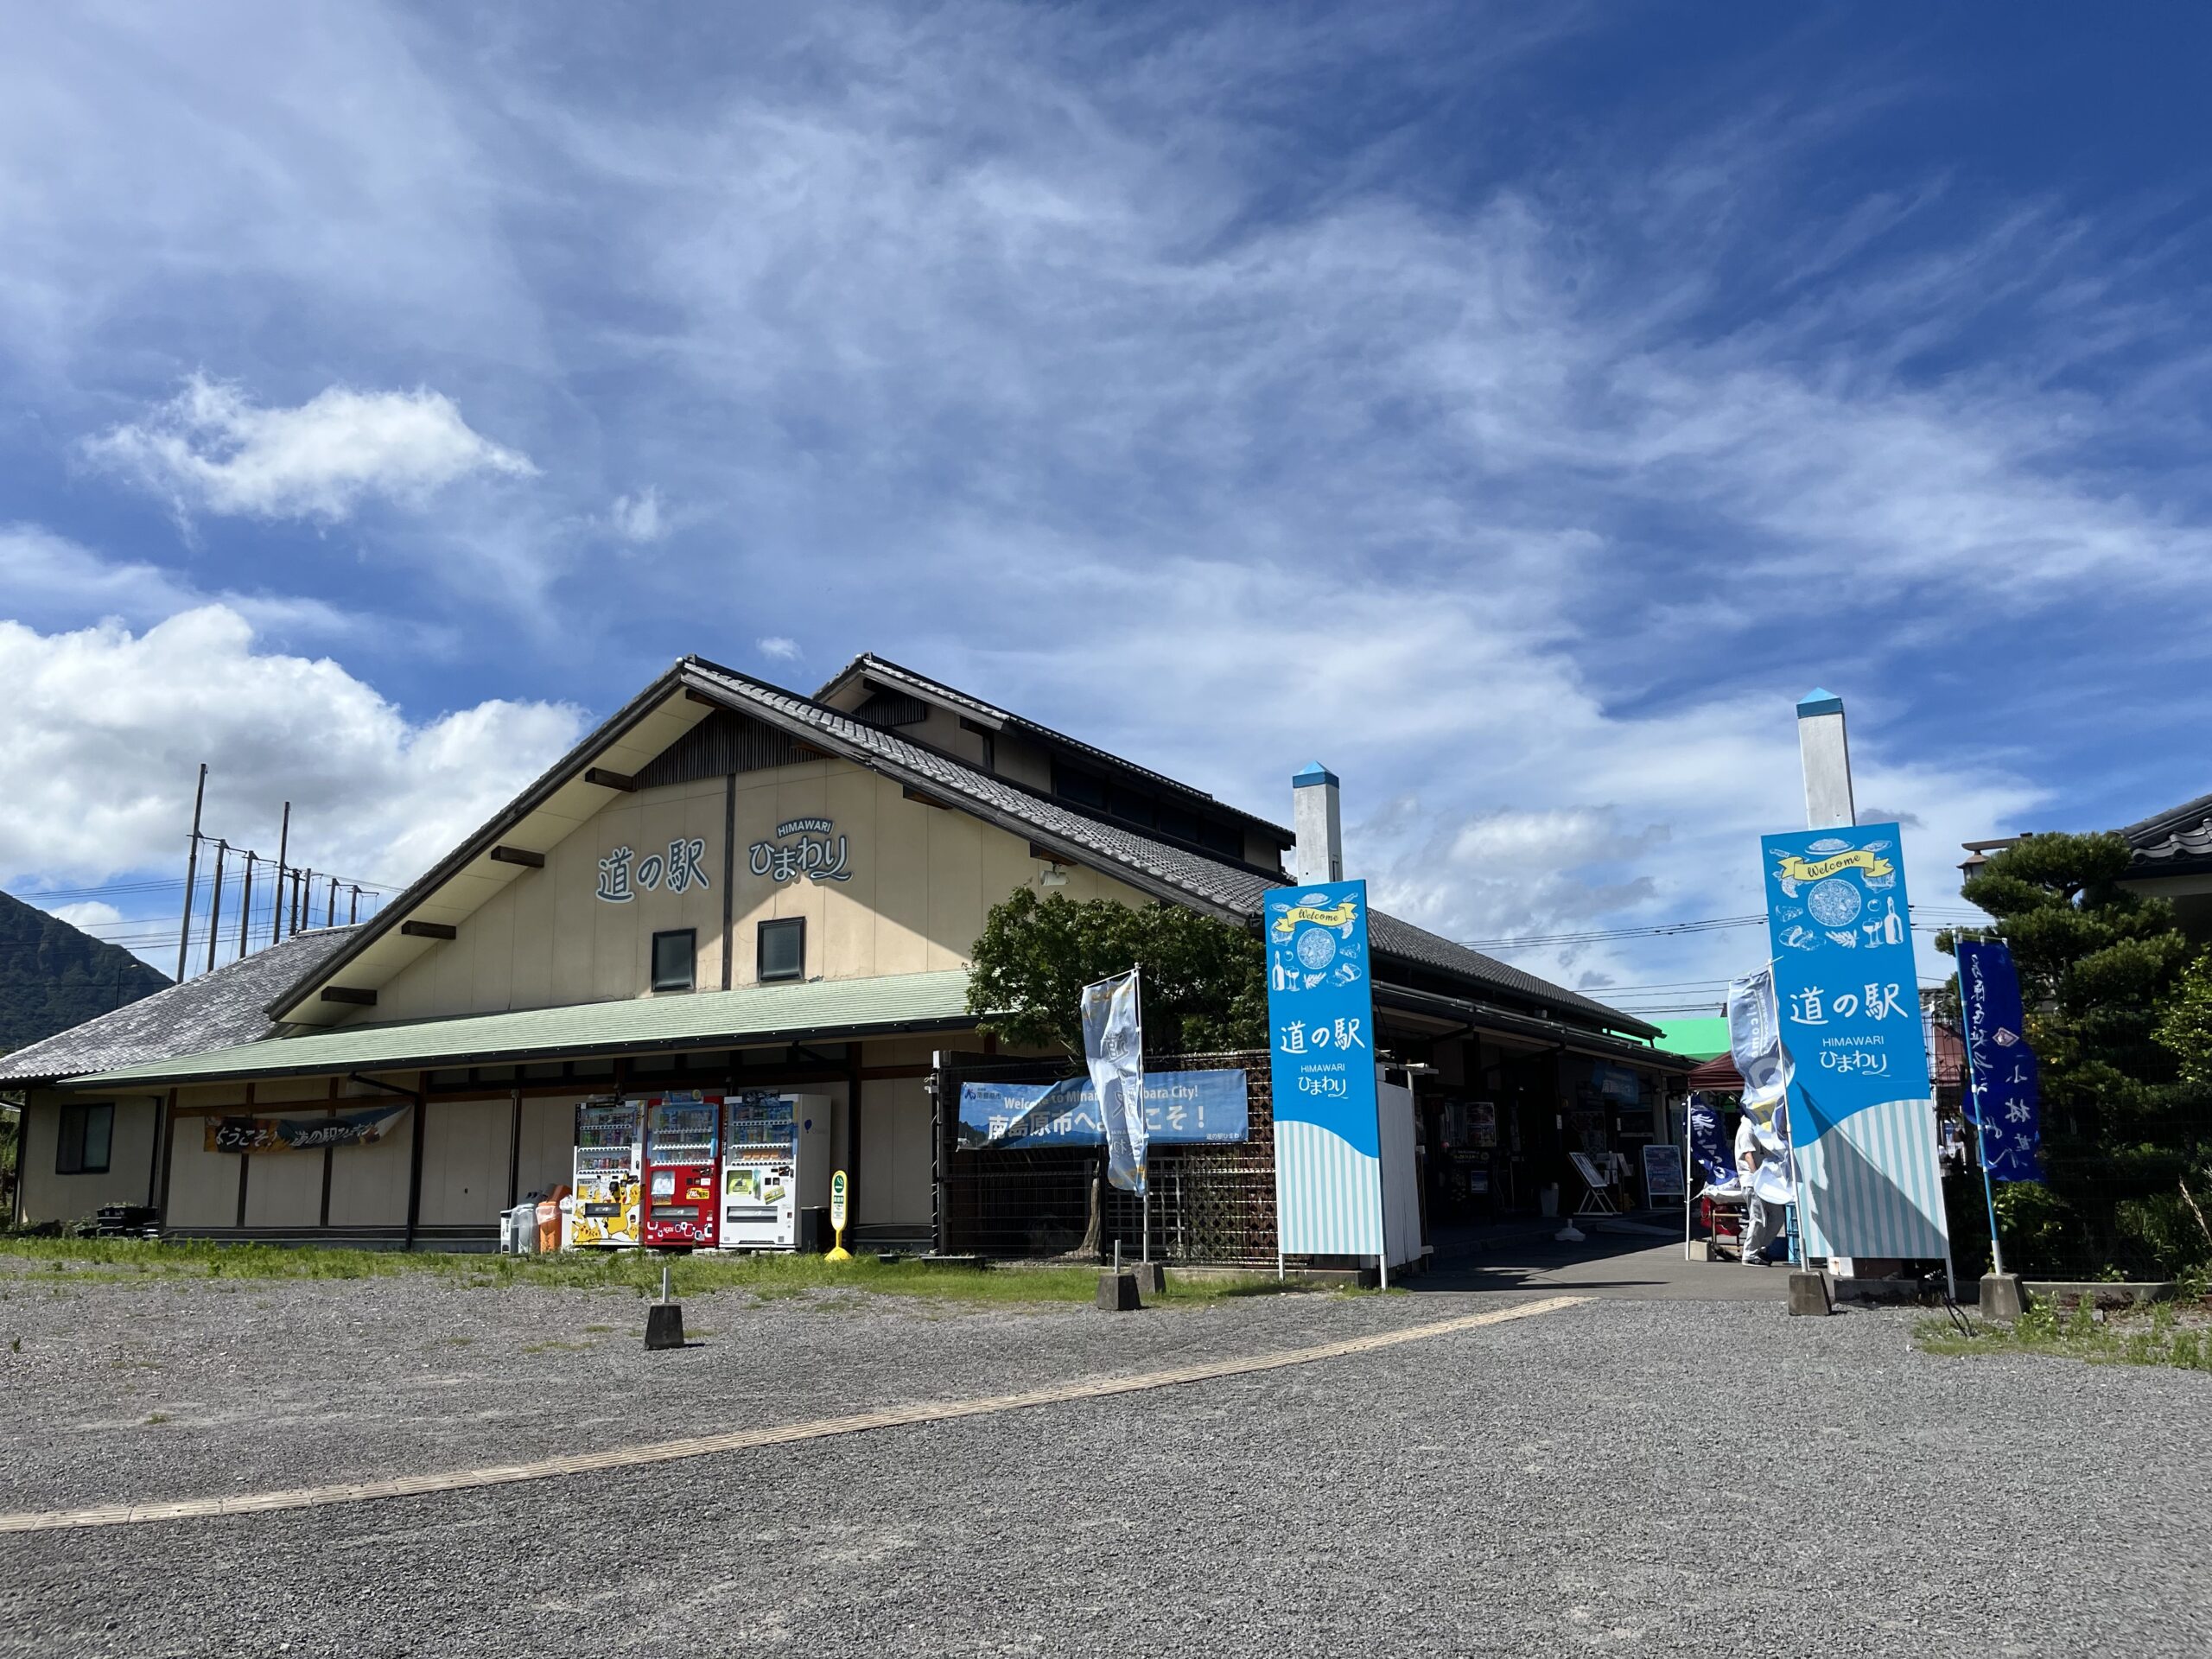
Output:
[
  {"xmin": 1980, "ymin": 1272, "xmax": 2026, "ymax": 1322},
  {"xmin": 645, "ymin": 1261, "xmax": 686, "ymax": 1350},
  {"xmin": 1787, "ymin": 1269, "xmax": 1830, "ymax": 1318},
  {"xmin": 1130, "ymin": 1262, "xmax": 1166, "ymax": 1297},
  {"xmin": 1096, "ymin": 1270, "xmax": 1142, "ymax": 1312}
]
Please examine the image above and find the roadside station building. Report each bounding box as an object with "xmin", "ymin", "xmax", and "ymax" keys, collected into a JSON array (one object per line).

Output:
[{"xmin": 5, "ymin": 654, "xmax": 1691, "ymax": 1252}]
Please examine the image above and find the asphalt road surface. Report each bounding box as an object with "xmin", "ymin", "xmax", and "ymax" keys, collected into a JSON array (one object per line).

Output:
[{"xmin": 3, "ymin": 1263, "xmax": 2206, "ymax": 1657}]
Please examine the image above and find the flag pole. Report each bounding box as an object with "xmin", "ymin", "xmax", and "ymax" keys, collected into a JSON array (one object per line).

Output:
[{"xmin": 1683, "ymin": 1093, "xmax": 1694, "ymax": 1261}]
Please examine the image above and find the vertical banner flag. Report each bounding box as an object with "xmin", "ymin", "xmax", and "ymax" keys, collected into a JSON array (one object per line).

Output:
[
  {"xmin": 1266, "ymin": 879, "xmax": 1382, "ymax": 1256},
  {"xmin": 1688, "ymin": 1095, "xmax": 1738, "ymax": 1194},
  {"xmin": 1956, "ymin": 938, "xmax": 2045, "ymax": 1182},
  {"xmin": 1080, "ymin": 969, "xmax": 1147, "ymax": 1197},
  {"xmin": 1762, "ymin": 824, "xmax": 1948, "ymax": 1259},
  {"xmin": 1726, "ymin": 969, "xmax": 1792, "ymax": 1112}
]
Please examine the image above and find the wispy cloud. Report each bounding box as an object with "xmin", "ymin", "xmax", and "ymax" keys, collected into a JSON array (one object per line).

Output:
[
  {"xmin": 755, "ymin": 636, "xmax": 801, "ymax": 662},
  {"xmin": 607, "ymin": 486, "xmax": 667, "ymax": 543}
]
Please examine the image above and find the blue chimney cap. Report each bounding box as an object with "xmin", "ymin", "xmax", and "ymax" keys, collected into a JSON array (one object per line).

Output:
[
  {"xmin": 1293, "ymin": 763, "xmax": 1339, "ymax": 789},
  {"xmin": 1796, "ymin": 688, "xmax": 1844, "ymax": 718}
]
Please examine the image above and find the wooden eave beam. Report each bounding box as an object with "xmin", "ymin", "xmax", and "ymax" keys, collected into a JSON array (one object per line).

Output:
[
  {"xmin": 584, "ymin": 767, "xmax": 639, "ymax": 792},
  {"xmin": 489, "ymin": 845, "xmax": 545, "ymax": 868},
  {"xmin": 320, "ymin": 987, "xmax": 378, "ymax": 1007},
  {"xmin": 400, "ymin": 921, "xmax": 458, "ymax": 941}
]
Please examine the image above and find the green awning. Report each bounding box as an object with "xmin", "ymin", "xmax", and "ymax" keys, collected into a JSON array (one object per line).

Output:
[
  {"xmin": 66, "ymin": 971, "xmax": 977, "ymax": 1088},
  {"xmin": 1647, "ymin": 1016, "xmax": 1729, "ymax": 1063}
]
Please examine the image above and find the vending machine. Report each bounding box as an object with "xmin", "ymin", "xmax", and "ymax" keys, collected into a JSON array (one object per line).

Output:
[
  {"xmin": 566, "ymin": 1096, "xmax": 643, "ymax": 1249},
  {"xmin": 641, "ymin": 1090, "xmax": 722, "ymax": 1248},
  {"xmin": 719, "ymin": 1092, "xmax": 833, "ymax": 1250}
]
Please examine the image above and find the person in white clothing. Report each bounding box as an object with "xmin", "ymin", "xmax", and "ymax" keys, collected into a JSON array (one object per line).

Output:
[{"xmin": 1735, "ymin": 1110, "xmax": 1786, "ymax": 1266}]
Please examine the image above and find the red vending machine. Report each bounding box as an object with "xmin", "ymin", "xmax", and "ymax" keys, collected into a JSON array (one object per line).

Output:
[{"xmin": 640, "ymin": 1090, "xmax": 721, "ymax": 1249}]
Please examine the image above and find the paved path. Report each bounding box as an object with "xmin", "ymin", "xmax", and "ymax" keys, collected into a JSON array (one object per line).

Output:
[{"xmin": 1421, "ymin": 1220, "xmax": 1796, "ymax": 1300}]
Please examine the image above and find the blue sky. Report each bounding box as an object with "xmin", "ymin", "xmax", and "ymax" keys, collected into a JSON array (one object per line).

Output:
[{"xmin": 3, "ymin": 3, "xmax": 2207, "ymax": 1015}]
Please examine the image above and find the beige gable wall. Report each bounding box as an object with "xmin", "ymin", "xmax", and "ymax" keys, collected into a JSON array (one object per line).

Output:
[{"xmin": 363, "ymin": 756, "xmax": 1148, "ymax": 1023}]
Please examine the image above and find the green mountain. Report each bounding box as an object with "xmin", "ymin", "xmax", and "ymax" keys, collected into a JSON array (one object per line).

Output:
[{"xmin": 0, "ymin": 890, "xmax": 172, "ymax": 1054}]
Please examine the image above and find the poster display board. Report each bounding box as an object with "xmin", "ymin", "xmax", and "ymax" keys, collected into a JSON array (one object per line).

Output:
[{"xmin": 956, "ymin": 1071, "xmax": 1249, "ymax": 1149}]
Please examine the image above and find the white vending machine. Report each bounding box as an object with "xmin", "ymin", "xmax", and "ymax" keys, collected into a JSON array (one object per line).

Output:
[{"xmin": 718, "ymin": 1092, "xmax": 832, "ymax": 1250}]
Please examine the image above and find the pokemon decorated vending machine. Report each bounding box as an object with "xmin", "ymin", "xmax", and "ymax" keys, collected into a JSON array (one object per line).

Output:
[
  {"xmin": 566, "ymin": 1097, "xmax": 643, "ymax": 1249},
  {"xmin": 719, "ymin": 1092, "xmax": 833, "ymax": 1249},
  {"xmin": 640, "ymin": 1090, "xmax": 721, "ymax": 1248}
]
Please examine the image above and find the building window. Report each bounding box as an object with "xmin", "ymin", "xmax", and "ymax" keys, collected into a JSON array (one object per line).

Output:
[
  {"xmin": 651, "ymin": 929, "xmax": 696, "ymax": 993},
  {"xmin": 56, "ymin": 1102, "xmax": 113, "ymax": 1176},
  {"xmin": 758, "ymin": 917, "xmax": 806, "ymax": 982}
]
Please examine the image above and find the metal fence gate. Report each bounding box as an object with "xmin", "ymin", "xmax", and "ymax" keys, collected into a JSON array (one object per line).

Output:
[{"xmin": 931, "ymin": 1050, "xmax": 1278, "ymax": 1265}]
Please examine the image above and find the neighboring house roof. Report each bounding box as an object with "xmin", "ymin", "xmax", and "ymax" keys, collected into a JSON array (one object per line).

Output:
[
  {"xmin": 817, "ymin": 652, "xmax": 1296, "ymax": 848},
  {"xmin": 264, "ymin": 653, "xmax": 1659, "ymax": 1042},
  {"xmin": 65, "ymin": 971, "xmax": 976, "ymax": 1090},
  {"xmin": 0, "ymin": 928, "xmax": 359, "ymax": 1087},
  {"xmin": 2122, "ymin": 789, "xmax": 2212, "ymax": 877}
]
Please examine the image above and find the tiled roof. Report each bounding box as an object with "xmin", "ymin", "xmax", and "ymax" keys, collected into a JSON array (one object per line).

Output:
[
  {"xmin": 818, "ymin": 652, "xmax": 1295, "ymax": 846},
  {"xmin": 687, "ymin": 659, "xmax": 1656, "ymax": 1037},
  {"xmin": 2123, "ymin": 789, "xmax": 2212, "ymax": 870},
  {"xmin": 0, "ymin": 928, "xmax": 360, "ymax": 1086}
]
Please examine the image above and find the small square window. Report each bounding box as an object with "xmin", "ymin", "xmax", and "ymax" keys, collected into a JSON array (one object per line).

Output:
[
  {"xmin": 651, "ymin": 929, "xmax": 696, "ymax": 993},
  {"xmin": 57, "ymin": 1102, "xmax": 113, "ymax": 1176},
  {"xmin": 758, "ymin": 918, "xmax": 806, "ymax": 982}
]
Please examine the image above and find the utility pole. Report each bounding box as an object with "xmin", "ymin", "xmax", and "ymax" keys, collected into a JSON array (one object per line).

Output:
[
  {"xmin": 237, "ymin": 854, "xmax": 256, "ymax": 960},
  {"xmin": 205, "ymin": 841, "xmax": 228, "ymax": 975},
  {"xmin": 175, "ymin": 763, "xmax": 207, "ymax": 983},
  {"xmin": 272, "ymin": 802, "xmax": 291, "ymax": 945}
]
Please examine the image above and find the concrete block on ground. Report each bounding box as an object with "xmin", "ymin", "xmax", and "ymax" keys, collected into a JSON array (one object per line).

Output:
[
  {"xmin": 1980, "ymin": 1273, "xmax": 2027, "ymax": 1322},
  {"xmin": 1096, "ymin": 1271, "xmax": 1142, "ymax": 1312},
  {"xmin": 644, "ymin": 1301, "xmax": 687, "ymax": 1350},
  {"xmin": 1788, "ymin": 1270, "xmax": 1830, "ymax": 1318},
  {"xmin": 1129, "ymin": 1262, "xmax": 1166, "ymax": 1296}
]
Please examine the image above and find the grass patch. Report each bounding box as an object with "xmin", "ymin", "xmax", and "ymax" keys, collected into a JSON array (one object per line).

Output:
[
  {"xmin": 0, "ymin": 1237, "xmax": 1300, "ymax": 1308},
  {"xmin": 1917, "ymin": 1294, "xmax": 2212, "ymax": 1372}
]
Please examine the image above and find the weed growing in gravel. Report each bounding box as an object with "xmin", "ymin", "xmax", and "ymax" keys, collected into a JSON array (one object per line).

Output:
[
  {"xmin": 1917, "ymin": 1295, "xmax": 2212, "ymax": 1372},
  {"xmin": 0, "ymin": 1236, "xmax": 1296, "ymax": 1308}
]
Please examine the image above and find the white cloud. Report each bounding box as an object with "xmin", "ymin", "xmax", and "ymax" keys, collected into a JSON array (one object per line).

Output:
[
  {"xmin": 83, "ymin": 375, "xmax": 537, "ymax": 523},
  {"xmin": 608, "ymin": 487, "xmax": 667, "ymax": 543},
  {"xmin": 42, "ymin": 899, "xmax": 121, "ymax": 933},
  {"xmin": 755, "ymin": 636, "xmax": 801, "ymax": 662},
  {"xmin": 0, "ymin": 522, "xmax": 352, "ymax": 638},
  {"xmin": 0, "ymin": 607, "xmax": 587, "ymax": 890}
]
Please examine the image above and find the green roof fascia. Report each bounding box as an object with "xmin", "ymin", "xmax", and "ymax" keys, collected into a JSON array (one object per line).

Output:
[
  {"xmin": 64, "ymin": 971, "xmax": 979, "ymax": 1089},
  {"xmin": 1647, "ymin": 1016, "xmax": 1730, "ymax": 1062}
]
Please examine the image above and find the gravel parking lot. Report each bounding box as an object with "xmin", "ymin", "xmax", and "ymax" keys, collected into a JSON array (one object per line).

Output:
[{"xmin": 3, "ymin": 1265, "xmax": 2209, "ymax": 1658}]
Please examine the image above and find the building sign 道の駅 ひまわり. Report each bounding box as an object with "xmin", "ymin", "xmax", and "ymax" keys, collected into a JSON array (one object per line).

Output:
[
  {"xmin": 597, "ymin": 836, "xmax": 713, "ymax": 903},
  {"xmin": 749, "ymin": 818, "xmax": 853, "ymax": 884}
]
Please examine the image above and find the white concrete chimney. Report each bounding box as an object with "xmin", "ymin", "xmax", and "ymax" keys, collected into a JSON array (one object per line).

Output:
[
  {"xmin": 1293, "ymin": 763, "xmax": 1343, "ymax": 883},
  {"xmin": 1796, "ymin": 688, "xmax": 1856, "ymax": 830}
]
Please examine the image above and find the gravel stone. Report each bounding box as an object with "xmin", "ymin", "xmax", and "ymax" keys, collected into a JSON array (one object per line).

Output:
[{"xmin": 2, "ymin": 1272, "xmax": 2208, "ymax": 1657}]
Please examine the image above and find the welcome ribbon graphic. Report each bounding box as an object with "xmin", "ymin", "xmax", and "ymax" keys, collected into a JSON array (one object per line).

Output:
[
  {"xmin": 1775, "ymin": 849, "xmax": 1894, "ymax": 882},
  {"xmin": 1272, "ymin": 899, "xmax": 1358, "ymax": 936}
]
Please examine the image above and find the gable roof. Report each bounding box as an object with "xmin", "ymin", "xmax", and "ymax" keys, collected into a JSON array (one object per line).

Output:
[
  {"xmin": 817, "ymin": 652, "xmax": 1296, "ymax": 849},
  {"xmin": 265, "ymin": 655, "xmax": 1659, "ymax": 1041},
  {"xmin": 0, "ymin": 927, "xmax": 359, "ymax": 1087},
  {"xmin": 2122, "ymin": 789, "xmax": 2212, "ymax": 875}
]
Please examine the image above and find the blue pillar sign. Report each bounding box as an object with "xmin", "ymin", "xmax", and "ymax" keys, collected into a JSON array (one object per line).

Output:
[
  {"xmin": 1265, "ymin": 879, "xmax": 1382, "ymax": 1257},
  {"xmin": 1761, "ymin": 824, "xmax": 1948, "ymax": 1260}
]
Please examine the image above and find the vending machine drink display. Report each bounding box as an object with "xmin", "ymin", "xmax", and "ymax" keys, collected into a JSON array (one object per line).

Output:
[
  {"xmin": 567, "ymin": 1097, "xmax": 643, "ymax": 1249},
  {"xmin": 641, "ymin": 1090, "xmax": 722, "ymax": 1248},
  {"xmin": 719, "ymin": 1092, "xmax": 833, "ymax": 1250}
]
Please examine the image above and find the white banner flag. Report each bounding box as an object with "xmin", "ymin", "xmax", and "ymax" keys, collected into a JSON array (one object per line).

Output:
[
  {"xmin": 1080, "ymin": 969, "xmax": 1147, "ymax": 1197},
  {"xmin": 1726, "ymin": 967, "xmax": 1792, "ymax": 1113}
]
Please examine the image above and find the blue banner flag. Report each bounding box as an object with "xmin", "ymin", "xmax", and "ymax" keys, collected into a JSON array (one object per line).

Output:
[
  {"xmin": 1265, "ymin": 879, "xmax": 1383, "ymax": 1257},
  {"xmin": 1955, "ymin": 938, "xmax": 2044, "ymax": 1182},
  {"xmin": 956, "ymin": 1071, "xmax": 1250, "ymax": 1149},
  {"xmin": 1763, "ymin": 823, "xmax": 1948, "ymax": 1259},
  {"xmin": 1687, "ymin": 1094, "xmax": 1738, "ymax": 1193}
]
